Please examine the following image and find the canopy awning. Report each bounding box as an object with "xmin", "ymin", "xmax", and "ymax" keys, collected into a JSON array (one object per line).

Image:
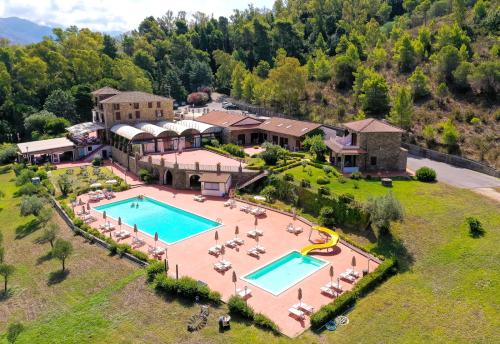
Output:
[
  {"xmin": 156, "ymin": 121, "xmax": 199, "ymax": 136},
  {"xmin": 66, "ymin": 122, "xmax": 105, "ymax": 135},
  {"xmin": 177, "ymin": 120, "xmax": 222, "ymax": 134},
  {"xmin": 134, "ymin": 122, "xmax": 177, "ymax": 138},
  {"xmin": 110, "ymin": 124, "xmax": 155, "ymax": 141}
]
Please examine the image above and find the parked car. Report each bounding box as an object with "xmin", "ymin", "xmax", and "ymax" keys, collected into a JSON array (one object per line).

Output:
[{"xmin": 223, "ymin": 103, "xmax": 239, "ymax": 110}]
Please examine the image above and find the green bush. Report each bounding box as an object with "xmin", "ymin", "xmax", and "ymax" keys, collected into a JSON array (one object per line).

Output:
[
  {"xmin": 221, "ymin": 143, "xmax": 245, "ymax": 158},
  {"xmin": 147, "ymin": 261, "xmax": 166, "ymax": 282},
  {"xmin": 337, "ymin": 176, "xmax": 347, "ymax": 183},
  {"xmin": 92, "ymin": 156, "xmax": 102, "ymax": 166},
  {"xmin": 0, "ymin": 144, "xmax": 17, "ymax": 164},
  {"xmin": 154, "ymin": 274, "xmax": 221, "ymax": 305},
  {"xmin": 228, "ymin": 295, "xmax": 255, "ymax": 319},
  {"xmin": 138, "ymin": 169, "xmax": 154, "ymax": 184},
  {"xmin": 7, "ymin": 322, "xmax": 24, "ymax": 343},
  {"xmin": 254, "ymin": 313, "xmax": 280, "ymax": 334},
  {"xmin": 310, "ymin": 258, "xmax": 397, "ymax": 329},
  {"xmin": 466, "ymin": 216, "xmax": 485, "ymax": 237},
  {"xmin": 15, "ymin": 169, "xmax": 35, "ymax": 186},
  {"xmin": 415, "ymin": 167, "xmax": 436, "ymax": 182},
  {"xmin": 318, "ymin": 186, "xmax": 330, "ymax": 196},
  {"xmin": 350, "ymin": 172, "xmax": 362, "ymax": 180},
  {"xmin": 300, "ymin": 179, "xmax": 311, "ymax": 188},
  {"xmin": 319, "ymin": 206, "xmax": 335, "ymax": 227},
  {"xmin": 283, "ymin": 173, "xmax": 294, "ymax": 181},
  {"xmin": 15, "ymin": 183, "xmax": 42, "ymax": 196},
  {"xmin": 316, "ymin": 176, "xmax": 330, "ymax": 185}
]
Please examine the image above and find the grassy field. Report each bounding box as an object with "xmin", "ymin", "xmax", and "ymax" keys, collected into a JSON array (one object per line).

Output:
[{"xmin": 1, "ymin": 166, "xmax": 499, "ymax": 343}]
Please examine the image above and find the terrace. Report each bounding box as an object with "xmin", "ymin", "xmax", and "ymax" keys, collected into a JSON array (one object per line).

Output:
[{"xmin": 77, "ymin": 184, "xmax": 379, "ymax": 337}]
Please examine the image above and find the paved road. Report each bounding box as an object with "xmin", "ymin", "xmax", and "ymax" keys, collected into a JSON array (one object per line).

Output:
[{"xmin": 407, "ymin": 154, "xmax": 500, "ymax": 189}]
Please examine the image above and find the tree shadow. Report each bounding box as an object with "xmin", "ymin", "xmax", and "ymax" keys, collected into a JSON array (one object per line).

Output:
[
  {"xmin": 47, "ymin": 269, "xmax": 70, "ymax": 286},
  {"xmin": 15, "ymin": 219, "xmax": 41, "ymax": 239},
  {"xmin": 36, "ymin": 251, "xmax": 53, "ymax": 265},
  {"xmin": 0, "ymin": 288, "xmax": 14, "ymax": 301},
  {"xmin": 371, "ymin": 230, "xmax": 414, "ymax": 272}
]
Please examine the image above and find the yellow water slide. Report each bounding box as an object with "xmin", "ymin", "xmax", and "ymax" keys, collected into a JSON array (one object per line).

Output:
[{"xmin": 300, "ymin": 226, "xmax": 339, "ymax": 255}]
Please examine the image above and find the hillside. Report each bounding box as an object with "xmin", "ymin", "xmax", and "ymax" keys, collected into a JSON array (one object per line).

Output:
[
  {"xmin": 0, "ymin": 1, "xmax": 498, "ymax": 167},
  {"xmin": 0, "ymin": 17, "xmax": 54, "ymax": 44}
]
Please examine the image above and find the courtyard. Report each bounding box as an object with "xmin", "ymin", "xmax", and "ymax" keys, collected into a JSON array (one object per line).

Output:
[{"xmin": 144, "ymin": 149, "xmax": 246, "ymax": 168}]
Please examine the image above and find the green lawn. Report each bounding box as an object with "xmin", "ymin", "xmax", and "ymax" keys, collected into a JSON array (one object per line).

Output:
[{"xmin": 1, "ymin": 166, "xmax": 499, "ymax": 343}]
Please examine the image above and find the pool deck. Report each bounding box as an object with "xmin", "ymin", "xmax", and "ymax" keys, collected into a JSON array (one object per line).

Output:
[{"xmin": 78, "ymin": 185, "xmax": 379, "ymax": 337}]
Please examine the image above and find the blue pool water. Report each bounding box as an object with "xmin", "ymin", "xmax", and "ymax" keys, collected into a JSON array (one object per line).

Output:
[
  {"xmin": 243, "ymin": 251, "xmax": 327, "ymax": 295},
  {"xmin": 94, "ymin": 197, "xmax": 219, "ymax": 244}
]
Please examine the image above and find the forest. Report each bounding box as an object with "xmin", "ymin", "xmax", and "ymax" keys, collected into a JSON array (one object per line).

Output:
[{"xmin": 0, "ymin": 0, "xmax": 498, "ymax": 167}]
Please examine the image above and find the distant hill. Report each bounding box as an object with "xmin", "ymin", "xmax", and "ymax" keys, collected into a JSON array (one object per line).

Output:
[
  {"xmin": 0, "ymin": 17, "xmax": 54, "ymax": 44},
  {"xmin": 0, "ymin": 17, "xmax": 123, "ymax": 45}
]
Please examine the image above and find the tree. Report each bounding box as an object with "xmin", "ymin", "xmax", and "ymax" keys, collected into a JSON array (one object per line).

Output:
[
  {"xmin": 260, "ymin": 143, "xmax": 284, "ymax": 166},
  {"xmin": 436, "ymin": 82, "xmax": 449, "ymax": 103},
  {"xmin": 20, "ymin": 196, "xmax": 44, "ymax": 216},
  {"xmin": 260, "ymin": 185, "xmax": 277, "ymax": 203},
  {"xmin": 442, "ymin": 119, "xmax": 459, "ymax": 147},
  {"xmin": 395, "ymin": 34, "xmax": 416, "ymax": 73},
  {"xmin": 231, "ymin": 62, "xmax": 247, "ymax": 99},
  {"xmin": 102, "ymin": 34, "xmax": 117, "ymax": 58},
  {"xmin": 473, "ymin": 0, "xmax": 487, "ymax": 23},
  {"xmin": 434, "ymin": 45, "xmax": 461, "ymax": 82},
  {"xmin": 453, "ymin": 0, "xmax": 466, "ymax": 27},
  {"xmin": 409, "ymin": 67, "xmax": 431, "ymax": 99},
  {"xmin": 43, "ymin": 89, "xmax": 77, "ymax": 122},
  {"xmin": 57, "ymin": 174, "xmax": 72, "ymax": 196},
  {"xmin": 302, "ymin": 135, "xmax": 328, "ymax": 162},
  {"xmin": 71, "ymin": 84, "xmax": 93, "ymax": 122},
  {"xmin": 358, "ymin": 71, "xmax": 390, "ymax": 116},
  {"xmin": 0, "ymin": 263, "xmax": 15, "ymax": 292},
  {"xmin": 241, "ymin": 73, "xmax": 255, "ymax": 103},
  {"xmin": 468, "ymin": 61, "xmax": 499, "ymax": 100},
  {"xmin": 213, "ymin": 50, "xmax": 236, "ymax": 93},
  {"xmin": 267, "ymin": 56, "xmax": 306, "ymax": 115},
  {"xmin": 52, "ymin": 239, "xmax": 73, "ymax": 272},
  {"xmin": 314, "ymin": 52, "xmax": 332, "ymax": 82},
  {"xmin": 112, "ymin": 58, "xmax": 152, "ymax": 92},
  {"xmin": 37, "ymin": 206, "xmax": 53, "ymax": 227},
  {"xmin": 388, "ymin": 85, "xmax": 413, "ymax": 129},
  {"xmin": 40, "ymin": 223, "xmax": 59, "ymax": 248},
  {"xmin": 452, "ymin": 61, "xmax": 472, "ymax": 91},
  {"xmin": 364, "ymin": 192, "xmax": 404, "ymax": 234},
  {"xmin": 255, "ymin": 60, "xmax": 270, "ymax": 79},
  {"xmin": 422, "ymin": 124, "xmax": 436, "ymax": 145}
]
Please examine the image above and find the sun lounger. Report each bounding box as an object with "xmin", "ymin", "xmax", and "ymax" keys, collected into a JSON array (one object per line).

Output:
[
  {"xmin": 82, "ymin": 215, "xmax": 96, "ymax": 223},
  {"xmin": 149, "ymin": 247, "xmax": 165, "ymax": 256},
  {"xmin": 214, "ymin": 260, "xmax": 231, "ymax": 271},
  {"xmin": 326, "ymin": 281, "xmax": 343, "ymax": 291},
  {"xmin": 345, "ymin": 268, "xmax": 360, "ymax": 278},
  {"xmin": 233, "ymin": 237, "xmax": 244, "ymax": 245},
  {"xmin": 340, "ymin": 271, "xmax": 356, "ymax": 283},
  {"xmin": 224, "ymin": 199, "xmax": 234, "ymax": 207},
  {"xmin": 236, "ymin": 288, "xmax": 252, "ymax": 299},
  {"xmin": 294, "ymin": 303, "xmax": 314, "ymax": 314},
  {"xmin": 251, "ymin": 207, "xmax": 266, "ymax": 216},
  {"xmin": 240, "ymin": 204, "xmax": 251, "ymax": 212},
  {"xmin": 287, "ymin": 223, "xmax": 303, "ymax": 234},
  {"xmin": 193, "ymin": 195, "xmax": 206, "ymax": 202},
  {"xmin": 225, "ymin": 240, "xmax": 238, "ymax": 248},
  {"xmin": 220, "ymin": 259, "xmax": 231, "ymax": 268},
  {"xmin": 320, "ymin": 286, "xmax": 337, "ymax": 298},
  {"xmin": 208, "ymin": 245, "xmax": 223, "ymax": 255},
  {"xmin": 132, "ymin": 237, "xmax": 145, "ymax": 245},
  {"xmin": 115, "ymin": 230, "xmax": 131, "ymax": 239},
  {"xmin": 247, "ymin": 247, "xmax": 260, "ymax": 257},
  {"xmin": 288, "ymin": 307, "xmax": 305, "ymax": 319},
  {"xmin": 247, "ymin": 229, "xmax": 264, "ymax": 238},
  {"xmin": 254, "ymin": 245, "xmax": 266, "ymax": 253}
]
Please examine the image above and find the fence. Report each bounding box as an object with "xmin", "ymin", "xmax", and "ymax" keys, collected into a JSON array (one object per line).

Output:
[{"xmin": 403, "ymin": 143, "xmax": 499, "ymax": 178}]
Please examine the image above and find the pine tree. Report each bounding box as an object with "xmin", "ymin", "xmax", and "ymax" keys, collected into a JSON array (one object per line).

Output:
[
  {"xmin": 388, "ymin": 85, "xmax": 413, "ymax": 129},
  {"xmin": 409, "ymin": 67, "xmax": 431, "ymax": 99}
]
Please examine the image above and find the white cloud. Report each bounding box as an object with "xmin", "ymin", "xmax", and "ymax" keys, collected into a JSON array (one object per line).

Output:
[{"xmin": 0, "ymin": 0, "xmax": 274, "ymax": 32}]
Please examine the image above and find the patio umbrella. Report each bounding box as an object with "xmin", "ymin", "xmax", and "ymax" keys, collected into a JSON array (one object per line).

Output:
[
  {"xmin": 234, "ymin": 226, "xmax": 239, "ymax": 238},
  {"xmin": 292, "ymin": 207, "xmax": 297, "ymax": 221},
  {"xmin": 220, "ymin": 245, "xmax": 225, "ymax": 260},
  {"xmin": 232, "ymin": 271, "xmax": 237, "ymax": 295},
  {"xmin": 337, "ymin": 277, "xmax": 341, "ymax": 289},
  {"xmin": 351, "ymin": 255, "xmax": 357, "ymax": 271},
  {"xmin": 329, "ymin": 266, "xmax": 334, "ymax": 286},
  {"xmin": 255, "ymin": 234, "xmax": 259, "ymax": 245},
  {"xmin": 103, "ymin": 211, "xmax": 107, "ymax": 223},
  {"xmin": 87, "ymin": 202, "xmax": 90, "ymax": 211},
  {"xmin": 134, "ymin": 224, "xmax": 138, "ymax": 239},
  {"xmin": 81, "ymin": 205, "xmax": 85, "ymax": 215},
  {"xmin": 118, "ymin": 217, "xmax": 122, "ymax": 231},
  {"xmin": 215, "ymin": 230, "xmax": 219, "ymax": 246},
  {"xmin": 254, "ymin": 216, "xmax": 258, "ymax": 230},
  {"xmin": 154, "ymin": 232, "xmax": 158, "ymax": 249},
  {"xmin": 298, "ymin": 288, "xmax": 303, "ymax": 307}
]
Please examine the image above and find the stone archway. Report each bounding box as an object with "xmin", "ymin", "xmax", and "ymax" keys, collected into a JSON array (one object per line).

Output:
[
  {"xmin": 164, "ymin": 170, "xmax": 173, "ymax": 186},
  {"xmin": 189, "ymin": 174, "xmax": 201, "ymax": 189}
]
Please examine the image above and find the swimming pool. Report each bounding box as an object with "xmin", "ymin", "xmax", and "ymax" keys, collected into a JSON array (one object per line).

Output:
[
  {"xmin": 242, "ymin": 251, "xmax": 328, "ymax": 295},
  {"xmin": 94, "ymin": 197, "xmax": 220, "ymax": 244}
]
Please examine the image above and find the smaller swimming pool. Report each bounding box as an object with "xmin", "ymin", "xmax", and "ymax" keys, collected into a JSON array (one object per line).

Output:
[{"xmin": 242, "ymin": 251, "xmax": 327, "ymax": 295}]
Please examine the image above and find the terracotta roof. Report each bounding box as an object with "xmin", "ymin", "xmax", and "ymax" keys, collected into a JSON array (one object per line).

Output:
[
  {"xmin": 100, "ymin": 91, "xmax": 172, "ymax": 104},
  {"xmin": 199, "ymin": 172, "xmax": 231, "ymax": 183},
  {"xmin": 324, "ymin": 139, "xmax": 367, "ymax": 155},
  {"xmin": 258, "ymin": 117, "xmax": 321, "ymax": 137},
  {"xmin": 343, "ymin": 118, "xmax": 404, "ymax": 133},
  {"xmin": 196, "ymin": 111, "xmax": 258, "ymax": 127},
  {"xmin": 91, "ymin": 87, "xmax": 121, "ymax": 95}
]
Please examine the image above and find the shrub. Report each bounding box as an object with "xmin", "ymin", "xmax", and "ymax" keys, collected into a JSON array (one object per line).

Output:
[
  {"xmin": 319, "ymin": 206, "xmax": 335, "ymax": 227},
  {"xmin": 469, "ymin": 117, "xmax": 480, "ymax": 125},
  {"xmin": 364, "ymin": 192, "xmax": 404, "ymax": 234},
  {"xmin": 187, "ymin": 92, "xmax": 209, "ymax": 106},
  {"xmin": 57, "ymin": 174, "xmax": 73, "ymax": 196},
  {"xmin": 15, "ymin": 183, "xmax": 41, "ymax": 196},
  {"xmin": 138, "ymin": 169, "xmax": 154, "ymax": 184},
  {"xmin": 210, "ymin": 139, "xmax": 220, "ymax": 147},
  {"xmin": 337, "ymin": 176, "xmax": 347, "ymax": 183},
  {"xmin": 0, "ymin": 144, "xmax": 17, "ymax": 164},
  {"xmin": 228, "ymin": 295, "xmax": 255, "ymax": 319},
  {"xmin": 466, "ymin": 217, "xmax": 485, "ymax": 237},
  {"xmin": 300, "ymin": 179, "xmax": 311, "ymax": 188},
  {"xmin": 154, "ymin": 274, "xmax": 221, "ymax": 305},
  {"xmin": 146, "ymin": 261, "xmax": 166, "ymax": 282},
  {"xmin": 415, "ymin": 167, "xmax": 437, "ymax": 182},
  {"xmin": 310, "ymin": 258, "xmax": 397, "ymax": 329},
  {"xmin": 318, "ymin": 186, "xmax": 330, "ymax": 196},
  {"xmin": 322, "ymin": 165, "xmax": 332, "ymax": 175},
  {"xmin": 283, "ymin": 173, "xmax": 294, "ymax": 181},
  {"xmin": 20, "ymin": 195, "xmax": 44, "ymax": 216},
  {"xmin": 350, "ymin": 172, "xmax": 362, "ymax": 180},
  {"xmin": 221, "ymin": 143, "xmax": 245, "ymax": 158},
  {"xmin": 92, "ymin": 156, "xmax": 102, "ymax": 166},
  {"xmin": 261, "ymin": 144, "xmax": 282, "ymax": 165},
  {"xmin": 260, "ymin": 185, "xmax": 277, "ymax": 203},
  {"xmin": 316, "ymin": 176, "xmax": 330, "ymax": 185},
  {"xmin": 254, "ymin": 313, "xmax": 280, "ymax": 334},
  {"xmin": 15, "ymin": 169, "xmax": 35, "ymax": 186}
]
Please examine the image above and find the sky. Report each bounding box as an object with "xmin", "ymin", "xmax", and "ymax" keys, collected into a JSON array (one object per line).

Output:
[{"xmin": 0, "ymin": 0, "xmax": 274, "ymax": 32}]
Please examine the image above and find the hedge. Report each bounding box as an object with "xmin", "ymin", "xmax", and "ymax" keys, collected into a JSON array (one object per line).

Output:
[
  {"xmin": 310, "ymin": 258, "xmax": 397, "ymax": 329},
  {"xmin": 154, "ymin": 274, "xmax": 221, "ymax": 305},
  {"xmin": 227, "ymin": 295, "xmax": 280, "ymax": 334},
  {"xmin": 270, "ymin": 160, "xmax": 303, "ymax": 173}
]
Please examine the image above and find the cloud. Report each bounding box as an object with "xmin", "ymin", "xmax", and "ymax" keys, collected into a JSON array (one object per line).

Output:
[{"xmin": 0, "ymin": 0, "xmax": 274, "ymax": 32}]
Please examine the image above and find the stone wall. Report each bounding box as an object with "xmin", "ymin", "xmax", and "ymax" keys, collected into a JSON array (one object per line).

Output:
[
  {"xmin": 403, "ymin": 143, "xmax": 499, "ymax": 178},
  {"xmin": 359, "ymin": 132, "xmax": 406, "ymax": 172}
]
